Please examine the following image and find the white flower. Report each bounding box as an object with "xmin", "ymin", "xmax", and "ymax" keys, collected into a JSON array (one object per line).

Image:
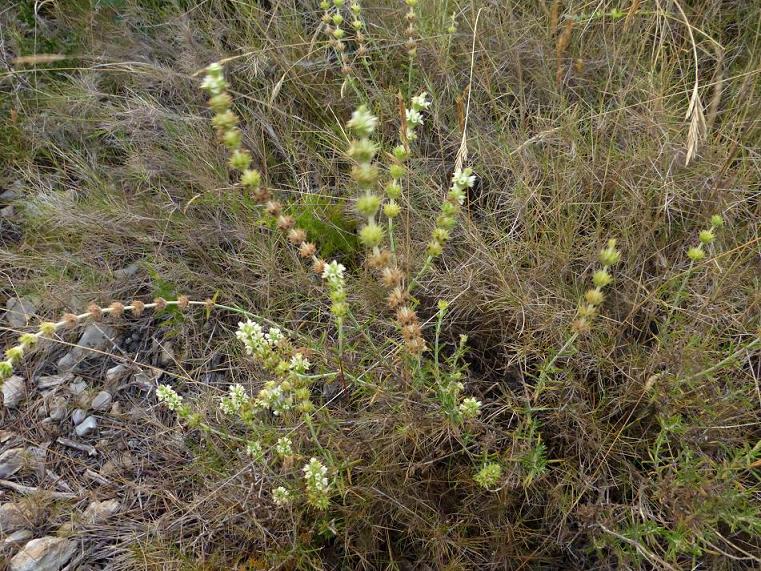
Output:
[
  {"xmin": 405, "ymin": 108, "xmax": 423, "ymax": 127},
  {"xmin": 322, "ymin": 260, "xmax": 346, "ymax": 283},
  {"xmin": 451, "ymin": 168, "xmax": 476, "ymax": 191},
  {"xmin": 246, "ymin": 440, "xmax": 264, "ymax": 461},
  {"xmin": 458, "ymin": 397, "xmax": 482, "ymax": 419},
  {"xmin": 220, "ymin": 383, "xmax": 248, "ymax": 414},
  {"xmin": 255, "ymin": 381, "xmax": 293, "ymax": 415},
  {"xmin": 272, "ymin": 486, "xmax": 291, "ymax": 507},
  {"xmin": 347, "ymin": 105, "xmax": 378, "ymax": 137},
  {"xmin": 303, "ymin": 457, "xmax": 329, "ymax": 491},
  {"xmin": 289, "ymin": 353, "xmax": 311, "ymax": 374},
  {"xmin": 275, "ymin": 436, "xmax": 293, "ymax": 457},
  {"xmin": 266, "ymin": 327, "xmax": 285, "ymax": 346},
  {"xmin": 411, "ymin": 92, "xmax": 431, "ymax": 111},
  {"xmin": 156, "ymin": 384, "xmax": 183, "ymax": 411}
]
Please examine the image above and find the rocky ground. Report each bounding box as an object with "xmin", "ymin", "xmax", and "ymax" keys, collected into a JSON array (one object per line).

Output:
[{"xmin": 0, "ymin": 287, "xmax": 185, "ymax": 570}]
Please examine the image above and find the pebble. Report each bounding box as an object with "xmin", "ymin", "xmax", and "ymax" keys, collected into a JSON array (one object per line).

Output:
[
  {"xmin": 36, "ymin": 373, "xmax": 73, "ymax": 390},
  {"xmin": 48, "ymin": 397, "xmax": 67, "ymax": 421},
  {"xmin": 0, "ymin": 503, "xmax": 33, "ymax": 533},
  {"xmin": 68, "ymin": 379, "xmax": 88, "ymax": 396},
  {"xmin": 82, "ymin": 499, "xmax": 120, "ymax": 524},
  {"xmin": 0, "ymin": 205, "xmax": 14, "ymax": 218},
  {"xmin": 57, "ymin": 323, "xmax": 117, "ymax": 372},
  {"xmin": 105, "ymin": 364, "xmax": 129, "ymax": 389},
  {"xmin": 2, "ymin": 529, "xmax": 32, "ymax": 547},
  {"xmin": 71, "ymin": 409, "xmax": 87, "ymax": 426},
  {"xmin": 113, "ymin": 263, "xmax": 139, "ymax": 279},
  {"xmin": 9, "ymin": 536, "xmax": 76, "ymax": 571},
  {"xmin": 74, "ymin": 416, "xmax": 97, "ymax": 437},
  {"xmin": 2, "ymin": 376, "xmax": 26, "ymax": 408},
  {"xmin": 90, "ymin": 391, "xmax": 112, "ymax": 412},
  {"xmin": 0, "ymin": 447, "xmax": 45, "ymax": 479},
  {"xmin": 4, "ymin": 298, "xmax": 37, "ymax": 328}
]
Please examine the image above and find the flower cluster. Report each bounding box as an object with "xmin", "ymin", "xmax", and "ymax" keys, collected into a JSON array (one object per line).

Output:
[
  {"xmin": 271, "ymin": 486, "xmax": 292, "ymax": 507},
  {"xmin": 219, "ymin": 383, "xmax": 249, "ymax": 415},
  {"xmin": 404, "ymin": 0, "xmax": 419, "ymax": 57},
  {"xmin": 156, "ymin": 384, "xmax": 184, "ymax": 413},
  {"xmin": 687, "ymin": 214, "xmax": 724, "ymax": 262},
  {"xmin": 572, "ymin": 239, "xmax": 622, "ymax": 334},
  {"xmin": 427, "ymin": 168, "xmax": 476, "ymax": 258},
  {"xmin": 474, "ymin": 462, "xmax": 503, "ymax": 490},
  {"xmin": 347, "ymin": 106, "xmax": 384, "ymax": 250},
  {"xmin": 302, "ymin": 457, "xmax": 331, "ymax": 509},
  {"xmin": 201, "ymin": 63, "xmax": 318, "ymax": 267},
  {"xmin": 235, "ymin": 319, "xmax": 314, "ymax": 416},
  {"xmin": 275, "ymin": 436, "xmax": 294, "ymax": 457},
  {"xmin": 322, "ymin": 261, "xmax": 349, "ymax": 320},
  {"xmin": 458, "ymin": 396, "xmax": 482, "ymax": 420},
  {"xmin": 404, "ymin": 92, "xmax": 430, "ymax": 141}
]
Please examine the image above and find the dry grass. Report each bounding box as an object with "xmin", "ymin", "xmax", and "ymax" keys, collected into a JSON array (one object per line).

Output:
[{"xmin": 1, "ymin": 1, "xmax": 760, "ymax": 569}]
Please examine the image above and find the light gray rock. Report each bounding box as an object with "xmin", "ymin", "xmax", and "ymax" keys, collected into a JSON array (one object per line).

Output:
[
  {"xmin": 105, "ymin": 364, "xmax": 129, "ymax": 385},
  {"xmin": 68, "ymin": 379, "xmax": 87, "ymax": 396},
  {"xmin": 71, "ymin": 409, "xmax": 87, "ymax": 426},
  {"xmin": 90, "ymin": 391, "xmax": 112, "ymax": 412},
  {"xmin": 57, "ymin": 323, "xmax": 117, "ymax": 372},
  {"xmin": 2, "ymin": 376, "xmax": 26, "ymax": 408},
  {"xmin": 2, "ymin": 529, "xmax": 33, "ymax": 547},
  {"xmin": 36, "ymin": 373, "xmax": 73, "ymax": 390},
  {"xmin": 0, "ymin": 205, "xmax": 14, "ymax": 218},
  {"xmin": 74, "ymin": 416, "xmax": 97, "ymax": 437},
  {"xmin": 0, "ymin": 503, "xmax": 33, "ymax": 533},
  {"xmin": 4, "ymin": 298, "xmax": 37, "ymax": 328},
  {"xmin": 0, "ymin": 447, "xmax": 45, "ymax": 479},
  {"xmin": 113, "ymin": 263, "xmax": 139, "ymax": 279},
  {"xmin": 82, "ymin": 499, "xmax": 120, "ymax": 524},
  {"xmin": 48, "ymin": 397, "xmax": 67, "ymax": 422},
  {"xmin": 9, "ymin": 536, "xmax": 76, "ymax": 571}
]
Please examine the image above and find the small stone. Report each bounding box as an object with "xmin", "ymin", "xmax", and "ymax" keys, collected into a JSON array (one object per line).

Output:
[
  {"xmin": 105, "ymin": 364, "xmax": 129, "ymax": 386},
  {"xmin": 48, "ymin": 397, "xmax": 67, "ymax": 422},
  {"xmin": 82, "ymin": 499, "xmax": 120, "ymax": 524},
  {"xmin": 113, "ymin": 263, "xmax": 139, "ymax": 279},
  {"xmin": 158, "ymin": 342, "xmax": 175, "ymax": 367},
  {"xmin": 0, "ymin": 503, "xmax": 33, "ymax": 533},
  {"xmin": 9, "ymin": 536, "xmax": 76, "ymax": 571},
  {"xmin": 3, "ymin": 529, "xmax": 33, "ymax": 547},
  {"xmin": 71, "ymin": 409, "xmax": 87, "ymax": 425},
  {"xmin": 90, "ymin": 391, "xmax": 112, "ymax": 412},
  {"xmin": 36, "ymin": 373, "xmax": 73, "ymax": 390},
  {"xmin": 74, "ymin": 416, "xmax": 97, "ymax": 437},
  {"xmin": 2, "ymin": 376, "xmax": 26, "ymax": 408},
  {"xmin": 4, "ymin": 298, "xmax": 37, "ymax": 328},
  {"xmin": 1, "ymin": 205, "xmax": 14, "ymax": 218},
  {"xmin": 68, "ymin": 379, "xmax": 87, "ymax": 396},
  {"xmin": 0, "ymin": 447, "xmax": 45, "ymax": 479},
  {"xmin": 57, "ymin": 323, "xmax": 117, "ymax": 372},
  {"xmin": 109, "ymin": 401, "xmax": 122, "ymax": 415},
  {"xmin": 133, "ymin": 371, "xmax": 154, "ymax": 390}
]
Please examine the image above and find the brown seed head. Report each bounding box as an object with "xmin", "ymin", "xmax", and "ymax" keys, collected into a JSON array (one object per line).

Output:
[
  {"xmin": 368, "ymin": 249, "xmax": 392, "ymax": 269},
  {"xmin": 109, "ymin": 302, "xmax": 125, "ymax": 318},
  {"xmin": 396, "ymin": 306, "xmax": 417, "ymax": 326},
  {"xmin": 387, "ymin": 287, "xmax": 407, "ymax": 309},
  {"xmin": 299, "ymin": 242, "xmax": 317, "ymax": 258},
  {"xmin": 62, "ymin": 313, "xmax": 78, "ymax": 329},
  {"xmin": 288, "ymin": 228, "xmax": 307, "ymax": 245},
  {"xmin": 401, "ymin": 322, "xmax": 423, "ymax": 341},
  {"xmin": 154, "ymin": 297, "xmax": 168, "ymax": 311},
  {"xmin": 381, "ymin": 267, "xmax": 405, "ymax": 288},
  {"xmin": 265, "ymin": 201, "xmax": 282, "ymax": 217},
  {"xmin": 177, "ymin": 295, "xmax": 190, "ymax": 310},
  {"xmin": 131, "ymin": 300, "xmax": 145, "ymax": 317},
  {"xmin": 312, "ymin": 259, "xmax": 327, "ymax": 276},
  {"xmin": 88, "ymin": 303, "xmax": 103, "ymax": 321},
  {"xmin": 277, "ymin": 215, "xmax": 296, "ymax": 231},
  {"xmin": 405, "ymin": 336, "xmax": 427, "ymax": 355}
]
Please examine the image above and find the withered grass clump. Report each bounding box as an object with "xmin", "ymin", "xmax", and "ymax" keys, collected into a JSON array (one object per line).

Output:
[{"xmin": 1, "ymin": 1, "xmax": 760, "ymax": 569}]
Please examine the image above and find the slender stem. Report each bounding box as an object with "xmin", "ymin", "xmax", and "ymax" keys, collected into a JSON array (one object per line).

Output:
[{"xmin": 682, "ymin": 336, "xmax": 760, "ymax": 383}]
